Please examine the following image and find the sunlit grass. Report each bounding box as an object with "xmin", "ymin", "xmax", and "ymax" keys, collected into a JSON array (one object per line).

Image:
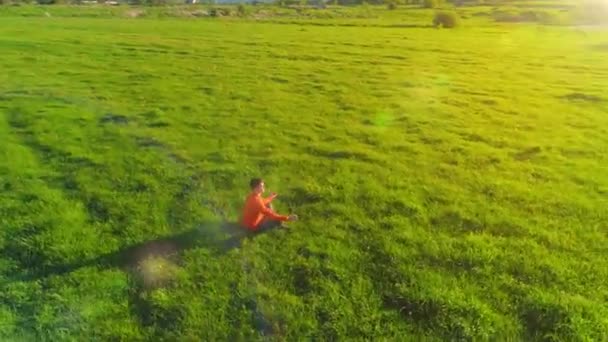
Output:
[{"xmin": 0, "ymin": 5, "xmax": 607, "ymax": 340}]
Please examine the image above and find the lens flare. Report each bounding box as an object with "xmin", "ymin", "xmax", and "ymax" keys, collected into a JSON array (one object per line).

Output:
[{"xmin": 136, "ymin": 256, "xmax": 178, "ymax": 288}]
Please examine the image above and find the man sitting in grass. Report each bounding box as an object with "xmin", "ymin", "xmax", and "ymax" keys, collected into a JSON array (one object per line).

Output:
[{"xmin": 241, "ymin": 178, "xmax": 298, "ymax": 231}]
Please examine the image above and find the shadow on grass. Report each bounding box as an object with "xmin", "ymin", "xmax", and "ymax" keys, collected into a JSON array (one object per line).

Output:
[
  {"xmin": 0, "ymin": 221, "xmax": 284, "ymax": 333},
  {"xmin": 2, "ymin": 221, "xmax": 279, "ymax": 286}
]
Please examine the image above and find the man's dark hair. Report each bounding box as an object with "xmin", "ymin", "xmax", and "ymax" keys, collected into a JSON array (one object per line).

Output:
[{"xmin": 250, "ymin": 178, "xmax": 263, "ymax": 190}]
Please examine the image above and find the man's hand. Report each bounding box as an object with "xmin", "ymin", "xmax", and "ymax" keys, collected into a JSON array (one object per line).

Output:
[
  {"xmin": 287, "ymin": 214, "xmax": 298, "ymax": 221},
  {"xmin": 264, "ymin": 193, "xmax": 278, "ymax": 205}
]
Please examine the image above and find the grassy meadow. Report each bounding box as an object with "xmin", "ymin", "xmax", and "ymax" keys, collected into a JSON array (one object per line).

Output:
[{"xmin": 1, "ymin": 3, "xmax": 608, "ymax": 340}]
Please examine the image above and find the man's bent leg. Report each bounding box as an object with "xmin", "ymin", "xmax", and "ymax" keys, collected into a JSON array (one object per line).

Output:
[
  {"xmin": 252, "ymin": 203, "xmax": 281, "ymax": 232},
  {"xmin": 256, "ymin": 218, "xmax": 282, "ymax": 232}
]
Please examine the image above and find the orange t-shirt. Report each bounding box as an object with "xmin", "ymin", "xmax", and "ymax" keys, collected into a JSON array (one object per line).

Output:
[{"xmin": 241, "ymin": 193, "xmax": 288, "ymax": 230}]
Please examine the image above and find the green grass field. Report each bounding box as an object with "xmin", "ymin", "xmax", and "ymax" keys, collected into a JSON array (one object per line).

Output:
[{"xmin": 1, "ymin": 4, "xmax": 608, "ymax": 341}]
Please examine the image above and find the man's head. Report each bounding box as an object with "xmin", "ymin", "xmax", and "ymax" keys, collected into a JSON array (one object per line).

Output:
[{"xmin": 249, "ymin": 178, "xmax": 265, "ymax": 194}]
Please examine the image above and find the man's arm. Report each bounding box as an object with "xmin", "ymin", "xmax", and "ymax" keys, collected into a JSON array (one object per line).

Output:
[
  {"xmin": 264, "ymin": 193, "xmax": 278, "ymax": 205},
  {"xmin": 257, "ymin": 198, "xmax": 288, "ymax": 221}
]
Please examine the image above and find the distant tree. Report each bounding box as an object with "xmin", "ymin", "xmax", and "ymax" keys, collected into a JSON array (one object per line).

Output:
[
  {"xmin": 237, "ymin": 3, "xmax": 248, "ymax": 16},
  {"xmin": 275, "ymin": 0, "xmax": 300, "ymax": 6},
  {"xmin": 307, "ymin": 0, "xmax": 324, "ymax": 7},
  {"xmin": 143, "ymin": 0, "xmax": 167, "ymax": 5},
  {"xmin": 336, "ymin": 0, "xmax": 359, "ymax": 5},
  {"xmin": 386, "ymin": 0, "xmax": 398, "ymax": 9},
  {"xmin": 433, "ymin": 11, "xmax": 458, "ymax": 27},
  {"xmin": 422, "ymin": 0, "xmax": 440, "ymax": 8}
]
